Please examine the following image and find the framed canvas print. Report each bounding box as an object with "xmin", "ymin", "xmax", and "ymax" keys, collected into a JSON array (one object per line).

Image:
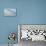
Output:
[{"xmin": 4, "ymin": 8, "xmax": 16, "ymax": 16}]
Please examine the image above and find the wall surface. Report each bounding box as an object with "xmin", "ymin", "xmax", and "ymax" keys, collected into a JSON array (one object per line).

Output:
[{"xmin": 0, "ymin": 0, "xmax": 46, "ymax": 44}]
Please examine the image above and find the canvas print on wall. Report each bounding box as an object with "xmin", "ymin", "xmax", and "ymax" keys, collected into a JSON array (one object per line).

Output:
[{"xmin": 4, "ymin": 8, "xmax": 16, "ymax": 16}]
